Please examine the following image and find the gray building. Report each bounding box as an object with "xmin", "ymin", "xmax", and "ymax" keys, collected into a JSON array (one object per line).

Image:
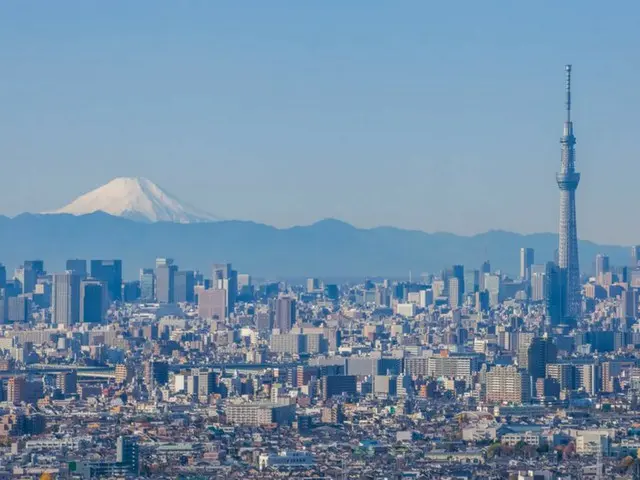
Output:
[
  {"xmin": 213, "ymin": 263, "xmax": 237, "ymax": 313},
  {"xmin": 52, "ymin": 272, "xmax": 81, "ymax": 326},
  {"xmin": 195, "ymin": 368, "xmax": 216, "ymax": 397},
  {"xmin": 8, "ymin": 294, "xmax": 31, "ymax": 323},
  {"xmin": 155, "ymin": 258, "xmax": 177, "ymax": 304},
  {"xmin": 198, "ymin": 288, "xmax": 227, "ymax": 320},
  {"xmin": 530, "ymin": 264, "xmax": 547, "ymax": 302},
  {"xmin": 447, "ymin": 265, "xmax": 464, "ymax": 306},
  {"xmin": 464, "ymin": 270, "xmax": 479, "ymax": 295},
  {"xmin": 448, "ymin": 277, "xmax": 462, "ymax": 309},
  {"xmin": 174, "ymin": 270, "xmax": 195, "ymax": 303},
  {"xmin": 139, "ymin": 268, "xmax": 155, "ymax": 302},
  {"xmin": 374, "ymin": 375, "xmax": 397, "ymax": 397},
  {"xmin": 275, "ymin": 297, "xmax": 296, "ymax": 332},
  {"xmin": 270, "ymin": 333, "xmax": 305, "ymax": 355},
  {"xmin": 520, "ymin": 248, "xmax": 535, "ymax": 281},
  {"xmin": 632, "ymin": 245, "xmax": 640, "ymax": 267},
  {"xmin": 484, "ymin": 274, "xmax": 501, "ymax": 307},
  {"xmin": 595, "ymin": 253, "xmax": 610, "ymax": 280}
]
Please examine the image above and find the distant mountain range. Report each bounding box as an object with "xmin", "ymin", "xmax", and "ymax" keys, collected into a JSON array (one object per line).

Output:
[{"xmin": 0, "ymin": 212, "xmax": 630, "ymax": 279}]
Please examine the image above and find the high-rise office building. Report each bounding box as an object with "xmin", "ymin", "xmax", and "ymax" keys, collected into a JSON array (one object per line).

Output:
[
  {"xmin": 155, "ymin": 258, "xmax": 177, "ymax": 304},
  {"xmin": 8, "ymin": 295, "xmax": 31, "ymax": 323},
  {"xmin": 52, "ymin": 272, "xmax": 81, "ymax": 326},
  {"xmin": 484, "ymin": 274, "xmax": 501, "ymax": 307},
  {"xmin": 448, "ymin": 277, "xmax": 461, "ymax": 309},
  {"xmin": 90, "ymin": 260, "xmax": 122, "ymax": 302},
  {"xmin": 595, "ymin": 254, "xmax": 610, "ymax": 281},
  {"xmin": 444, "ymin": 265, "xmax": 464, "ymax": 307},
  {"xmin": 530, "ymin": 264, "xmax": 547, "ymax": 302},
  {"xmin": 475, "ymin": 291, "xmax": 489, "ymax": 312},
  {"xmin": 80, "ymin": 279, "xmax": 108, "ymax": 323},
  {"xmin": 463, "ymin": 270, "xmax": 479, "ymax": 295},
  {"xmin": 117, "ymin": 436, "xmax": 140, "ymax": 475},
  {"xmin": 632, "ymin": 246, "xmax": 640, "ymax": 267},
  {"xmin": 520, "ymin": 248, "xmax": 534, "ymax": 281},
  {"xmin": 275, "ymin": 297, "xmax": 296, "ymax": 333},
  {"xmin": 526, "ymin": 336, "xmax": 557, "ymax": 381},
  {"xmin": 13, "ymin": 267, "xmax": 25, "ymax": 294},
  {"xmin": 139, "ymin": 268, "xmax": 155, "ymax": 302},
  {"xmin": 174, "ymin": 270, "xmax": 195, "ymax": 303},
  {"xmin": 617, "ymin": 265, "xmax": 630, "ymax": 284},
  {"xmin": 213, "ymin": 263, "xmax": 237, "ymax": 312},
  {"xmin": 0, "ymin": 288, "xmax": 15, "ymax": 323},
  {"xmin": 544, "ymin": 262, "xmax": 563, "ymax": 327},
  {"xmin": 22, "ymin": 260, "xmax": 43, "ymax": 294},
  {"xmin": 122, "ymin": 281, "xmax": 139, "ymax": 302},
  {"xmin": 619, "ymin": 289, "xmax": 637, "ymax": 320},
  {"xmin": 24, "ymin": 260, "xmax": 44, "ymax": 275},
  {"xmin": 66, "ymin": 259, "xmax": 87, "ymax": 278},
  {"xmin": 479, "ymin": 261, "xmax": 491, "ymax": 290},
  {"xmin": 556, "ymin": 65, "xmax": 581, "ymax": 327},
  {"xmin": 0, "ymin": 264, "xmax": 6, "ymax": 289}
]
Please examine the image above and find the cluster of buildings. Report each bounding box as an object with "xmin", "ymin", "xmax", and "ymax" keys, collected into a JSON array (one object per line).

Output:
[
  {"xmin": 0, "ymin": 67, "xmax": 637, "ymax": 479},
  {"xmin": 0, "ymin": 242, "xmax": 636, "ymax": 478}
]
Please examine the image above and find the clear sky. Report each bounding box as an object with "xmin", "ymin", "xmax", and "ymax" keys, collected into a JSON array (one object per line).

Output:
[{"xmin": 0, "ymin": 2, "xmax": 638, "ymax": 245}]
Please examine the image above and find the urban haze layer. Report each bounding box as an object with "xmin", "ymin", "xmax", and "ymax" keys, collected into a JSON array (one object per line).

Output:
[{"xmin": 1, "ymin": 68, "xmax": 640, "ymax": 480}]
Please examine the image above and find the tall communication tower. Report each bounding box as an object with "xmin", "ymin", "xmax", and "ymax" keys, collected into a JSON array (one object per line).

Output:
[{"xmin": 556, "ymin": 64, "xmax": 581, "ymax": 327}]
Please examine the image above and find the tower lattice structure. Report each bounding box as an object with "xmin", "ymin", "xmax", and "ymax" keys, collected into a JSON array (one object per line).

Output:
[{"xmin": 556, "ymin": 64, "xmax": 581, "ymax": 325}]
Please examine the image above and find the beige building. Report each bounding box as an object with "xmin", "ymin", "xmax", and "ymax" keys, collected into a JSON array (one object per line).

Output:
[{"xmin": 486, "ymin": 365, "xmax": 531, "ymax": 404}]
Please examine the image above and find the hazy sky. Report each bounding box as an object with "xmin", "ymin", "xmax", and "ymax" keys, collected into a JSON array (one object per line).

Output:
[{"xmin": 1, "ymin": 2, "xmax": 639, "ymax": 245}]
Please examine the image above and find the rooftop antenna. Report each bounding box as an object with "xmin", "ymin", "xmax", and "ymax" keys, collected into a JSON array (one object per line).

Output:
[{"xmin": 565, "ymin": 64, "xmax": 572, "ymax": 122}]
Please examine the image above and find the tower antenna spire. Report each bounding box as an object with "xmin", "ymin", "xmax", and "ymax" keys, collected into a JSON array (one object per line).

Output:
[
  {"xmin": 565, "ymin": 64, "xmax": 572, "ymax": 122},
  {"xmin": 556, "ymin": 63, "xmax": 581, "ymax": 330}
]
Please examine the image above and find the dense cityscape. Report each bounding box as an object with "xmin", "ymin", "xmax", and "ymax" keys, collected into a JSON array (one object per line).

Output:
[
  {"xmin": 0, "ymin": 65, "xmax": 639, "ymax": 480},
  {"xmin": 3, "ymin": 242, "xmax": 640, "ymax": 479},
  {"xmin": 1, "ymin": 3, "xmax": 637, "ymax": 478}
]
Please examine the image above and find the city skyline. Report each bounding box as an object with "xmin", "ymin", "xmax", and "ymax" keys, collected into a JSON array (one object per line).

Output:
[
  {"xmin": 1, "ymin": 2, "xmax": 640, "ymax": 244},
  {"xmin": 3, "ymin": 3, "xmax": 640, "ymax": 478}
]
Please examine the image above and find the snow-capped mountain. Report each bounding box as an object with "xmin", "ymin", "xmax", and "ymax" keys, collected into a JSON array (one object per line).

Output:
[{"xmin": 49, "ymin": 177, "xmax": 217, "ymax": 223}]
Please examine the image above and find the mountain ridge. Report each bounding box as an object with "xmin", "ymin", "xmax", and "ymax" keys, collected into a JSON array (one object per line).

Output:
[{"xmin": 0, "ymin": 212, "xmax": 629, "ymax": 279}]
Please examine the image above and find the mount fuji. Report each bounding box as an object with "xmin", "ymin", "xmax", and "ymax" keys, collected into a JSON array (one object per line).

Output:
[{"xmin": 48, "ymin": 177, "xmax": 217, "ymax": 223}]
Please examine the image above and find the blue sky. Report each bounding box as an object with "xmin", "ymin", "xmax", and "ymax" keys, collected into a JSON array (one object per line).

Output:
[{"xmin": 0, "ymin": 2, "xmax": 638, "ymax": 244}]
